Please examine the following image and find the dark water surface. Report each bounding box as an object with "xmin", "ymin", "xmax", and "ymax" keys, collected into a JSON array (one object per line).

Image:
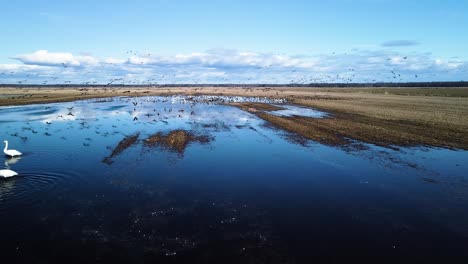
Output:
[{"xmin": 1, "ymin": 96, "xmax": 467, "ymax": 263}]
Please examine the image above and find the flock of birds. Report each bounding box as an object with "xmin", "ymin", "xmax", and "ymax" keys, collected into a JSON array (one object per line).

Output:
[
  {"xmin": 1, "ymin": 140, "xmax": 22, "ymax": 178},
  {"xmin": 0, "ymin": 95, "xmax": 284, "ymax": 178}
]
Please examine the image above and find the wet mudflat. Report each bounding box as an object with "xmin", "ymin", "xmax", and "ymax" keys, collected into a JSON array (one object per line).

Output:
[{"xmin": 1, "ymin": 95, "xmax": 468, "ymax": 263}]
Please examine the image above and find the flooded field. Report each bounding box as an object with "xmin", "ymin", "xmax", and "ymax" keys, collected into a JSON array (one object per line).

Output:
[{"xmin": 1, "ymin": 95, "xmax": 468, "ymax": 263}]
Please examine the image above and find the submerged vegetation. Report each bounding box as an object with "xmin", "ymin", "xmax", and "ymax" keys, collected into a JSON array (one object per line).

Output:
[
  {"xmin": 103, "ymin": 133, "xmax": 140, "ymax": 164},
  {"xmin": 144, "ymin": 130, "xmax": 212, "ymax": 154}
]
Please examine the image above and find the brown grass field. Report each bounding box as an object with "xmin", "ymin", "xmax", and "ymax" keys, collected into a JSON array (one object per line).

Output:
[{"xmin": 1, "ymin": 86, "xmax": 468, "ymax": 150}]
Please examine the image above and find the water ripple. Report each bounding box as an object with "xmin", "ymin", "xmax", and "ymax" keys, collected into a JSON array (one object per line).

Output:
[{"xmin": 0, "ymin": 170, "xmax": 82, "ymax": 211}]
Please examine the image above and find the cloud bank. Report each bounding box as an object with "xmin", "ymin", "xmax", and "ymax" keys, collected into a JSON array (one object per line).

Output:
[
  {"xmin": 1, "ymin": 48, "xmax": 467, "ymax": 84},
  {"xmin": 12, "ymin": 50, "xmax": 99, "ymax": 67}
]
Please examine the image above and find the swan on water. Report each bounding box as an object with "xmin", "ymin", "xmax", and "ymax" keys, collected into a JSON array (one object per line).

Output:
[
  {"xmin": 0, "ymin": 169, "xmax": 18, "ymax": 178},
  {"xmin": 3, "ymin": 140, "xmax": 22, "ymax": 157}
]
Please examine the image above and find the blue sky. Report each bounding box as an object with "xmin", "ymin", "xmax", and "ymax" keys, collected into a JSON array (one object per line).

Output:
[{"xmin": 1, "ymin": 0, "xmax": 467, "ymax": 84}]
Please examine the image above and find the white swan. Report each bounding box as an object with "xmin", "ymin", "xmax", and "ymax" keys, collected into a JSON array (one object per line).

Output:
[
  {"xmin": 3, "ymin": 140, "xmax": 22, "ymax": 157},
  {"xmin": 0, "ymin": 169, "xmax": 18, "ymax": 178}
]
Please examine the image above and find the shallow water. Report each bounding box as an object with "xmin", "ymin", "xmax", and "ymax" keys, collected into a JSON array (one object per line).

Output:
[
  {"xmin": 268, "ymin": 104, "xmax": 327, "ymax": 118},
  {"xmin": 1, "ymin": 95, "xmax": 468, "ymax": 263}
]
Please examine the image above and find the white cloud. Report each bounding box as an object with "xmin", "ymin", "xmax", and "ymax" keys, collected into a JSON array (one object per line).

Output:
[
  {"xmin": 1, "ymin": 48, "xmax": 467, "ymax": 84},
  {"xmin": 435, "ymin": 58, "xmax": 464, "ymax": 69},
  {"xmin": 125, "ymin": 50, "xmax": 315, "ymax": 69},
  {"xmin": 104, "ymin": 58, "xmax": 126, "ymax": 64},
  {"xmin": 12, "ymin": 50, "xmax": 99, "ymax": 67},
  {"xmin": 0, "ymin": 63, "xmax": 52, "ymax": 71}
]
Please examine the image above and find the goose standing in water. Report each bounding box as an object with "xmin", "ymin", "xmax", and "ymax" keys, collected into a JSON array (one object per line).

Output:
[{"xmin": 3, "ymin": 140, "xmax": 22, "ymax": 157}]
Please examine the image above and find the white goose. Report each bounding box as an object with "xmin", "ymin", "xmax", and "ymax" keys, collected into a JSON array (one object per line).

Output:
[
  {"xmin": 3, "ymin": 140, "xmax": 22, "ymax": 157},
  {"xmin": 0, "ymin": 169, "xmax": 18, "ymax": 178}
]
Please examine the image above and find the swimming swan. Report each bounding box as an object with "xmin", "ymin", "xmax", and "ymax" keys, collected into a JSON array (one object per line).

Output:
[
  {"xmin": 0, "ymin": 169, "xmax": 18, "ymax": 178},
  {"xmin": 3, "ymin": 140, "xmax": 22, "ymax": 157}
]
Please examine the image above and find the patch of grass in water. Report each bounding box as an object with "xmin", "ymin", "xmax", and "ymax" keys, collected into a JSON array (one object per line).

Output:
[
  {"xmin": 144, "ymin": 130, "xmax": 212, "ymax": 154},
  {"xmin": 102, "ymin": 133, "xmax": 140, "ymax": 165}
]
